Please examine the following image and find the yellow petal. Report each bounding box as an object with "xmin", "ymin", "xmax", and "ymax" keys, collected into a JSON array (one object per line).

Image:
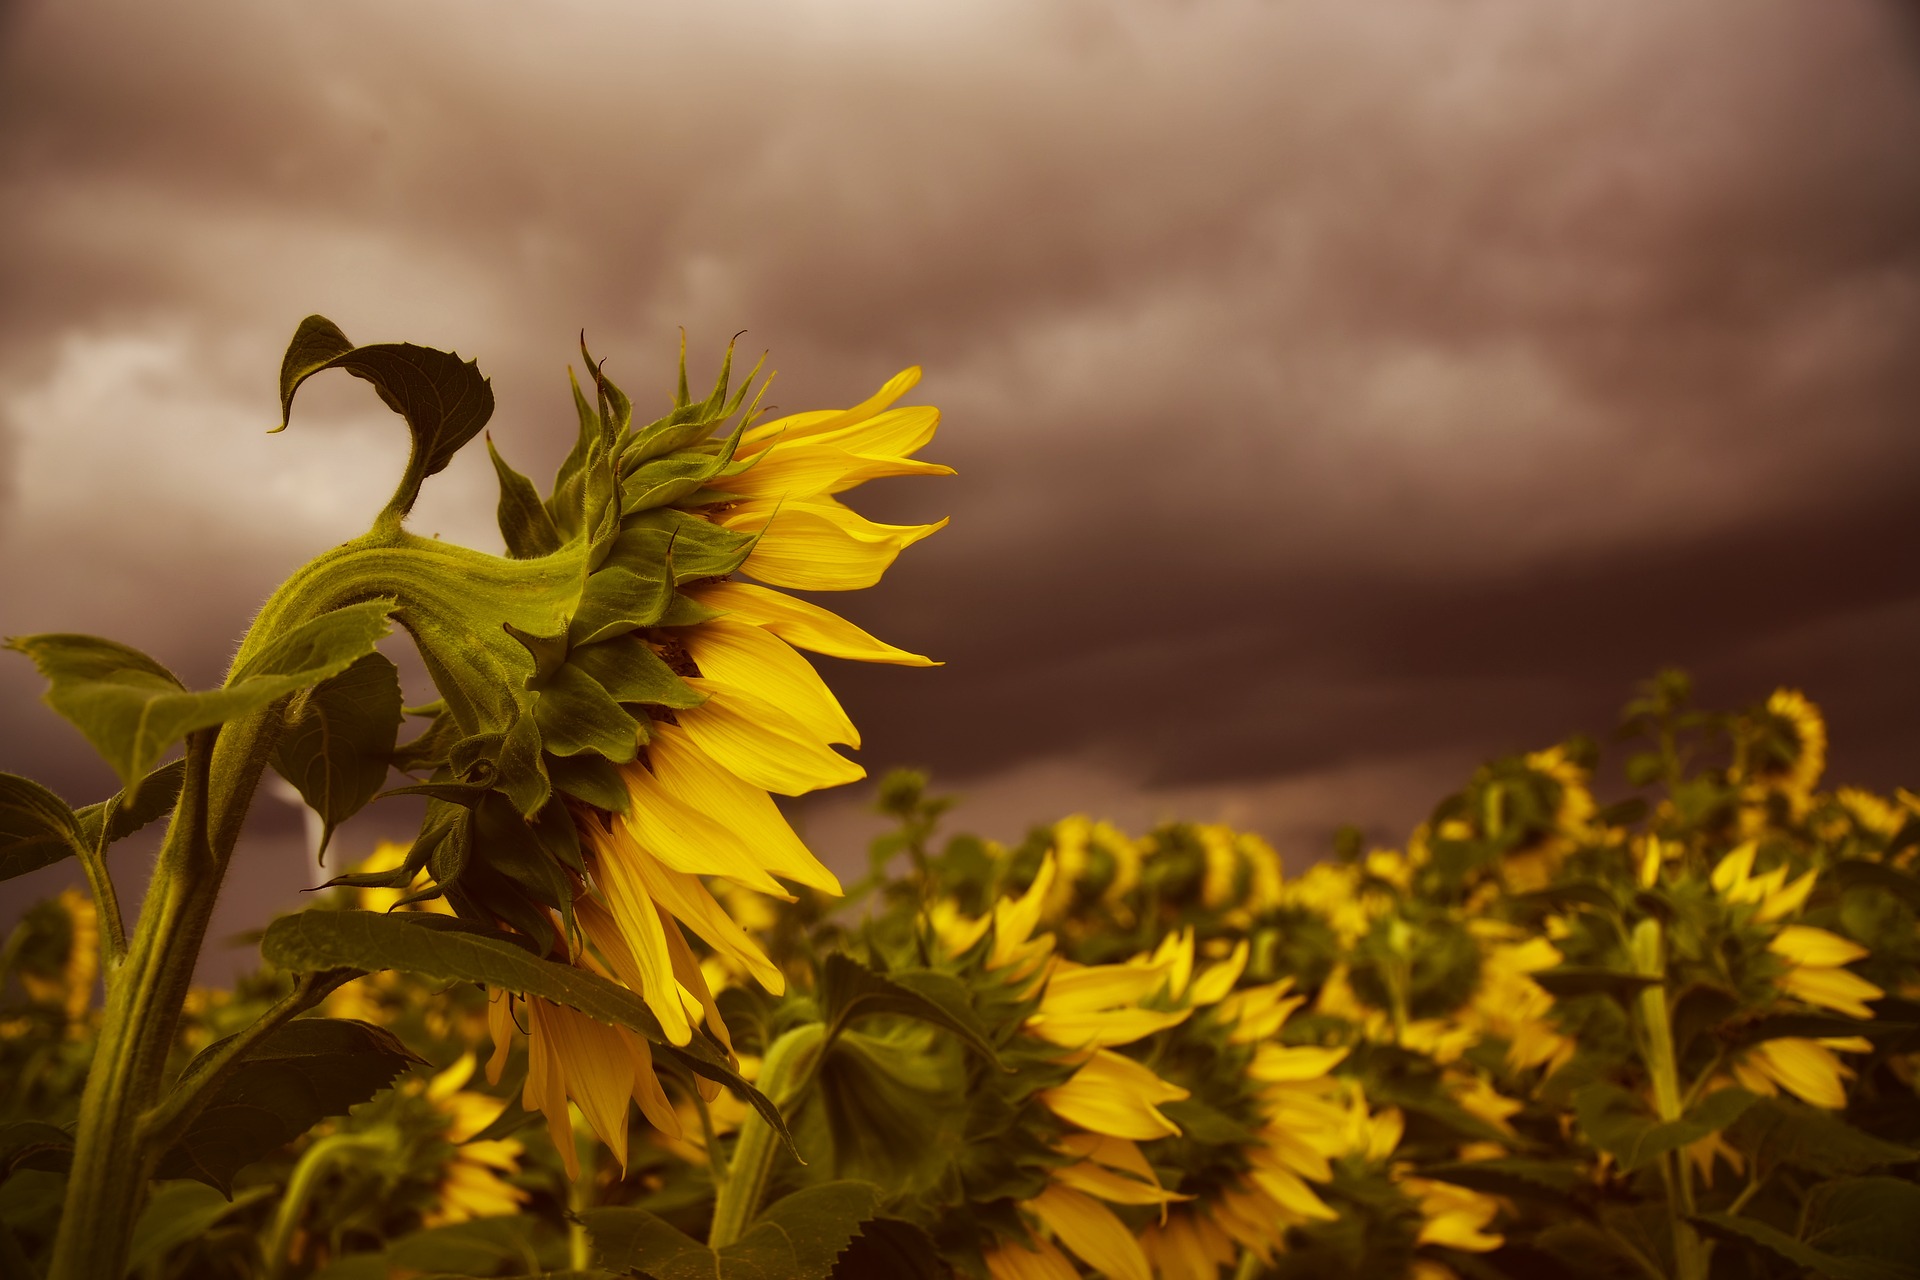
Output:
[
  {"xmin": 1780, "ymin": 965, "xmax": 1883, "ymax": 1020},
  {"xmin": 992, "ymin": 858, "xmax": 1057, "ymax": 969},
  {"xmin": 687, "ymin": 580, "xmax": 935, "ymax": 666},
  {"xmin": 684, "ymin": 618, "xmax": 860, "ymax": 747},
  {"xmin": 1756, "ymin": 868, "xmax": 1818, "ymax": 923},
  {"xmin": 1052, "ymin": 1160, "xmax": 1191, "ymax": 1206},
  {"xmin": 645, "ymin": 727, "xmax": 841, "ymax": 894},
  {"xmin": 582, "ymin": 834, "xmax": 694, "ymax": 1045},
  {"xmin": 1039, "ymin": 1049, "xmax": 1189, "ymax": 1141},
  {"xmin": 720, "ymin": 441, "xmax": 951, "ymax": 502},
  {"xmin": 1027, "ymin": 1006, "xmax": 1192, "ymax": 1049},
  {"xmin": 1247, "ymin": 1162, "xmax": 1337, "ymax": 1221},
  {"xmin": 983, "ymin": 1234, "xmax": 1081, "ymax": 1280},
  {"xmin": 677, "ymin": 680, "xmax": 865, "ymax": 795},
  {"xmin": 1249, "ymin": 1043, "xmax": 1350, "ymax": 1083},
  {"xmin": 620, "ymin": 841, "xmax": 786, "ymax": 996},
  {"xmin": 1042, "ymin": 961, "xmax": 1174, "ymax": 1014},
  {"xmin": 659, "ymin": 910, "xmax": 735, "ymax": 1058},
  {"xmin": 1028, "ymin": 1184, "xmax": 1153, "ymax": 1280},
  {"xmin": 740, "ymin": 369, "xmax": 923, "ymax": 454},
  {"xmin": 616, "ymin": 1026, "xmax": 684, "ymax": 1139},
  {"xmin": 429, "ymin": 1051, "xmax": 478, "ymax": 1102},
  {"xmin": 1747, "ymin": 1038, "xmax": 1852, "ymax": 1109},
  {"xmin": 1054, "ymin": 1134, "xmax": 1158, "ymax": 1183},
  {"xmin": 524, "ymin": 1000, "xmax": 579, "ymax": 1179},
  {"xmin": 1188, "ymin": 941, "xmax": 1249, "ymax": 1006},
  {"xmin": 485, "ymin": 987, "xmax": 514, "ymax": 1086},
  {"xmin": 614, "ymin": 763, "xmax": 790, "ymax": 895},
  {"xmin": 1711, "ymin": 842, "xmax": 1758, "ymax": 897},
  {"xmin": 1770, "ymin": 926, "xmax": 1869, "ymax": 969},
  {"xmin": 722, "ymin": 500, "xmax": 947, "ymax": 592}
]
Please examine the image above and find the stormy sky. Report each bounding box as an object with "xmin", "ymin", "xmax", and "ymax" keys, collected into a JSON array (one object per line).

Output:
[{"xmin": 3, "ymin": 0, "xmax": 1919, "ymax": 956}]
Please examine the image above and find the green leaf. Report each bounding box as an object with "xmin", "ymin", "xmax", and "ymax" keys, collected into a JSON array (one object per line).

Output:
[
  {"xmin": 9, "ymin": 601, "xmax": 395, "ymax": 797},
  {"xmin": 0, "ymin": 772, "xmax": 82, "ymax": 882},
  {"xmin": 1826, "ymin": 858, "xmax": 1920, "ymax": 913},
  {"xmin": 545, "ymin": 751, "xmax": 630, "ymax": 813},
  {"xmin": 278, "ymin": 315, "xmax": 495, "ymax": 518},
  {"xmin": 1729, "ymin": 1096, "xmax": 1920, "ymax": 1177},
  {"xmin": 817, "ymin": 954, "xmax": 1004, "ymax": 1068},
  {"xmin": 1420, "ymin": 1158, "xmax": 1587, "ymax": 1201},
  {"xmin": 384, "ymin": 1216, "xmax": 541, "ymax": 1275},
  {"xmin": 489, "ymin": 436, "xmax": 564, "ymax": 559},
  {"xmin": 392, "ymin": 708, "xmax": 462, "ymax": 774},
  {"xmin": 586, "ymin": 1181, "xmax": 882, "ymax": 1280},
  {"xmin": 258, "ymin": 909, "xmax": 783, "ymax": 1140},
  {"xmin": 0, "ymin": 1120, "xmax": 72, "ymax": 1182},
  {"xmin": 1804, "ymin": 1176, "xmax": 1920, "ymax": 1275},
  {"xmin": 273, "ymin": 652, "xmax": 404, "ymax": 856},
  {"xmin": 1691, "ymin": 1212, "xmax": 1903, "ymax": 1280},
  {"xmin": 155, "ymin": 1018, "xmax": 420, "ymax": 1193},
  {"xmin": 1731, "ymin": 1011, "xmax": 1911, "ymax": 1047},
  {"xmin": 1573, "ymin": 1084, "xmax": 1758, "ymax": 1173},
  {"xmin": 125, "ymin": 1181, "xmax": 273, "ymax": 1275},
  {"xmin": 1531, "ymin": 965, "xmax": 1663, "ymax": 1002},
  {"xmin": 73, "ymin": 758, "xmax": 186, "ymax": 855}
]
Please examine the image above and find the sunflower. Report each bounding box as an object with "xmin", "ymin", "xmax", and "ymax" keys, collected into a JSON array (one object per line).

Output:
[
  {"xmin": 415, "ymin": 1053, "xmax": 531, "ymax": 1227},
  {"xmin": 9, "ymin": 888, "xmax": 98, "ymax": 1036},
  {"xmin": 1738, "ymin": 689, "xmax": 1827, "ymax": 820}
]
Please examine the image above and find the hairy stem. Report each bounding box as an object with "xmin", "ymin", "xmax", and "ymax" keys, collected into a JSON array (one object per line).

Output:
[
  {"xmin": 706, "ymin": 1022, "xmax": 825, "ymax": 1249},
  {"xmin": 1631, "ymin": 918, "xmax": 1705, "ymax": 1280}
]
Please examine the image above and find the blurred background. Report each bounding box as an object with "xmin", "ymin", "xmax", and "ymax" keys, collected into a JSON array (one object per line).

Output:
[{"xmin": 3, "ymin": 0, "xmax": 1918, "ymax": 971}]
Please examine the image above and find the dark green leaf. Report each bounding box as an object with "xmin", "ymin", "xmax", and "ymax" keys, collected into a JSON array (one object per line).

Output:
[
  {"xmin": 73, "ymin": 758, "xmax": 186, "ymax": 854},
  {"xmin": 126, "ymin": 1182, "xmax": 273, "ymax": 1275},
  {"xmin": 1531, "ymin": 966, "xmax": 1662, "ymax": 1002},
  {"xmin": 273, "ymin": 652, "xmax": 404, "ymax": 856},
  {"xmin": 1729, "ymin": 1096, "xmax": 1919, "ymax": 1177},
  {"xmin": 1692, "ymin": 1212, "xmax": 1902, "ymax": 1280},
  {"xmin": 1827, "ymin": 859, "xmax": 1920, "ymax": 912},
  {"xmin": 155, "ymin": 1018, "xmax": 419, "ymax": 1192},
  {"xmin": 258, "ymin": 909, "xmax": 781, "ymax": 1141},
  {"xmin": 818, "ymin": 954, "xmax": 1004, "ymax": 1068},
  {"xmin": 1804, "ymin": 1176, "xmax": 1920, "ymax": 1274},
  {"xmin": 278, "ymin": 315, "xmax": 494, "ymax": 517},
  {"xmin": 489, "ymin": 436, "xmax": 563, "ymax": 559},
  {"xmin": 1573, "ymin": 1083, "xmax": 1756, "ymax": 1173},
  {"xmin": 0, "ymin": 772, "xmax": 82, "ymax": 882},
  {"xmin": 9, "ymin": 601, "xmax": 395, "ymax": 797},
  {"xmin": 1511, "ymin": 880, "xmax": 1618, "ymax": 915},
  {"xmin": 830, "ymin": 1216, "xmax": 948, "ymax": 1280},
  {"xmin": 1731, "ymin": 1012, "xmax": 1910, "ymax": 1046},
  {"xmin": 586, "ymin": 1181, "xmax": 882, "ymax": 1280},
  {"xmin": 1420, "ymin": 1158, "xmax": 1587, "ymax": 1201},
  {"xmin": 546, "ymin": 751, "xmax": 630, "ymax": 813},
  {"xmin": 0, "ymin": 1121, "xmax": 72, "ymax": 1181},
  {"xmin": 385, "ymin": 1216, "xmax": 540, "ymax": 1275}
]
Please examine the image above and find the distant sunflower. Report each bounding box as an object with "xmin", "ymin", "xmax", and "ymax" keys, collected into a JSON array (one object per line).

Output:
[{"xmin": 416, "ymin": 1053, "xmax": 530, "ymax": 1227}]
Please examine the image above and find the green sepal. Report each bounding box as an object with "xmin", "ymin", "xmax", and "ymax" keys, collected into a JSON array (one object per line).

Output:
[
  {"xmin": 489, "ymin": 436, "xmax": 563, "ymax": 559},
  {"xmin": 258, "ymin": 909, "xmax": 784, "ymax": 1136},
  {"xmin": 8, "ymin": 599, "xmax": 394, "ymax": 799},
  {"xmin": 546, "ymin": 752, "xmax": 630, "ymax": 813},
  {"xmin": 276, "ymin": 315, "xmax": 494, "ymax": 520},
  {"xmin": 391, "ymin": 708, "xmax": 461, "ymax": 774},
  {"xmin": 548, "ymin": 368, "xmax": 602, "ymax": 538},
  {"xmin": 272, "ymin": 651, "xmax": 404, "ymax": 858},
  {"xmin": 569, "ymin": 565, "xmax": 675, "ymax": 646},
  {"xmin": 625, "ymin": 338, "xmax": 764, "ymax": 465},
  {"xmin": 612, "ymin": 510, "xmax": 756, "ymax": 582},
  {"xmin": 534, "ymin": 665, "xmax": 642, "ymax": 761},
  {"xmin": 619, "ymin": 419, "xmax": 750, "ymax": 515},
  {"xmin": 471, "ymin": 791, "xmax": 577, "ymax": 926},
  {"xmin": 154, "ymin": 1017, "xmax": 422, "ymax": 1194},
  {"xmin": 658, "ymin": 591, "xmax": 722, "ymax": 627},
  {"xmin": 503, "ymin": 622, "xmax": 570, "ymax": 685},
  {"xmin": 568, "ymin": 635, "xmax": 704, "ymax": 708}
]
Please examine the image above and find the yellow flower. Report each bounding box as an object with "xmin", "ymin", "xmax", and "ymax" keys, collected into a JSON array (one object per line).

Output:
[
  {"xmin": 1710, "ymin": 843, "xmax": 1817, "ymax": 925},
  {"xmin": 1729, "ymin": 1035, "xmax": 1874, "ymax": 1110},
  {"xmin": 1720, "ymin": 913, "xmax": 1882, "ymax": 1109},
  {"xmin": 417, "ymin": 1053, "xmax": 530, "ymax": 1227},
  {"xmin": 1401, "ymin": 1176, "xmax": 1504, "ymax": 1252},
  {"xmin": 1769, "ymin": 925, "xmax": 1883, "ymax": 1019},
  {"xmin": 12, "ymin": 888, "xmax": 97, "ymax": 1034}
]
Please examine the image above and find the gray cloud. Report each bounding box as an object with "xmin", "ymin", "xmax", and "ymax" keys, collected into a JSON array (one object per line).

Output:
[{"xmin": 2, "ymin": 0, "xmax": 1917, "ymax": 908}]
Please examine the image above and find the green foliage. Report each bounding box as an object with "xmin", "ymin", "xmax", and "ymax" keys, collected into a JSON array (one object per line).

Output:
[
  {"xmin": 587, "ymin": 1181, "xmax": 883, "ymax": 1280},
  {"xmin": 272, "ymin": 653, "xmax": 405, "ymax": 856}
]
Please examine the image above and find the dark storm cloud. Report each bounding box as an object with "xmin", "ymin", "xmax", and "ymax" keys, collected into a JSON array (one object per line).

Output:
[{"xmin": 2, "ymin": 0, "xmax": 1917, "ymax": 884}]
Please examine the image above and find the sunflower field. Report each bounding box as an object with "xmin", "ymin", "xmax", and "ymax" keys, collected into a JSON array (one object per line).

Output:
[{"xmin": 2, "ymin": 325, "xmax": 1916, "ymax": 1280}]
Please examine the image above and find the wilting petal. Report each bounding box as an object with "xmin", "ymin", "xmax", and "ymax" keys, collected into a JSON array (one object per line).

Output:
[
  {"xmin": 620, "ymin": 842, "xmax": 785, "ymax": 995},
  {"xmin": 684, "ymin": 617, "xmax": 860, "ymax": 747},
  {"xmin": 583, "ymin": 834, "xmax": 694, "ymax": 1045},
  {"xmin": 531, "ymin": 1000, "xmax": 635, "ymax": 1168},
  {"xmin": 1737, "ymin": 1037, "xmax": 1855, "ymax": 1109},
  {"xmin": 688, "ymin": 580, "xmax": 935, "ymax": 666}
]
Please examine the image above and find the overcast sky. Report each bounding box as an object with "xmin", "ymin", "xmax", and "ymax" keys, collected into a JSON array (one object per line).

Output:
[{"xmin": 4, "ymin": 0, "xmax": 1918, "ymax": 952}]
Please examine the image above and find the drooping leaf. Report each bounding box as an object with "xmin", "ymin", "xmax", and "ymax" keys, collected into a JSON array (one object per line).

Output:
[
  {"xmin": 277, "ymin": 315, "xmax": 494, "ymax": 517},
  {"xmin": 154, "ymin": 1018, "xmax": 420, "ymax": 1193},
  {"xmin": 0, "ymin": 772, "xmax": 82, "ymax": 882},
  {"xmin": 817, "ymin": 953, "xmax": 1004, "ymax": 1068},
  {"xmin": 586, "ymin": 1181, "xmax": 882, "ymax": 1280},
  {"xmin": 8, "ymin": 600, "xmax": 394, "ymax": 797},
  {"xmin": 273, "ymin": 652, "xmax": 404, "ymax": 856},
  {"xmin": 1804, "ymin": 1176, "xmax": 1920, "ymax": 1276},
  {"xmin": 258, "ymin": 909, "xmax": 781, "ymax": 1140},
  {"xmin": 489, "ymin": 436, "xmax": 564, "ymax": 559}
]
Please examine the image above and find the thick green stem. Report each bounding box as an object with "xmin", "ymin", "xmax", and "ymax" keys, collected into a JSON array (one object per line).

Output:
[
  {"xmin": 76, "ymin": 831, "xmax": 127, "ymax": 971},
  {"xmin": 706, "ymin": 1022, "xmax": 825, "ymax": 1249},
  {"xmin": 1630, "ymin": 919, "xmax": 1705, "ymax": 1280}
]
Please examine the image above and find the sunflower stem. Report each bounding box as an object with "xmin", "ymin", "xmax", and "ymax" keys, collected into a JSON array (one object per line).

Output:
[
  {"xmin": 706, "ymin": 1021, "xmax": 825, "ymax": 1248},
  {"xmin": 262, "ymin": 1130, "xmax": 397, "ymax": 1280},
  {"xmin": 1630, "ymin": 918, "xmax": 1705, "ymax": 1280}
]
